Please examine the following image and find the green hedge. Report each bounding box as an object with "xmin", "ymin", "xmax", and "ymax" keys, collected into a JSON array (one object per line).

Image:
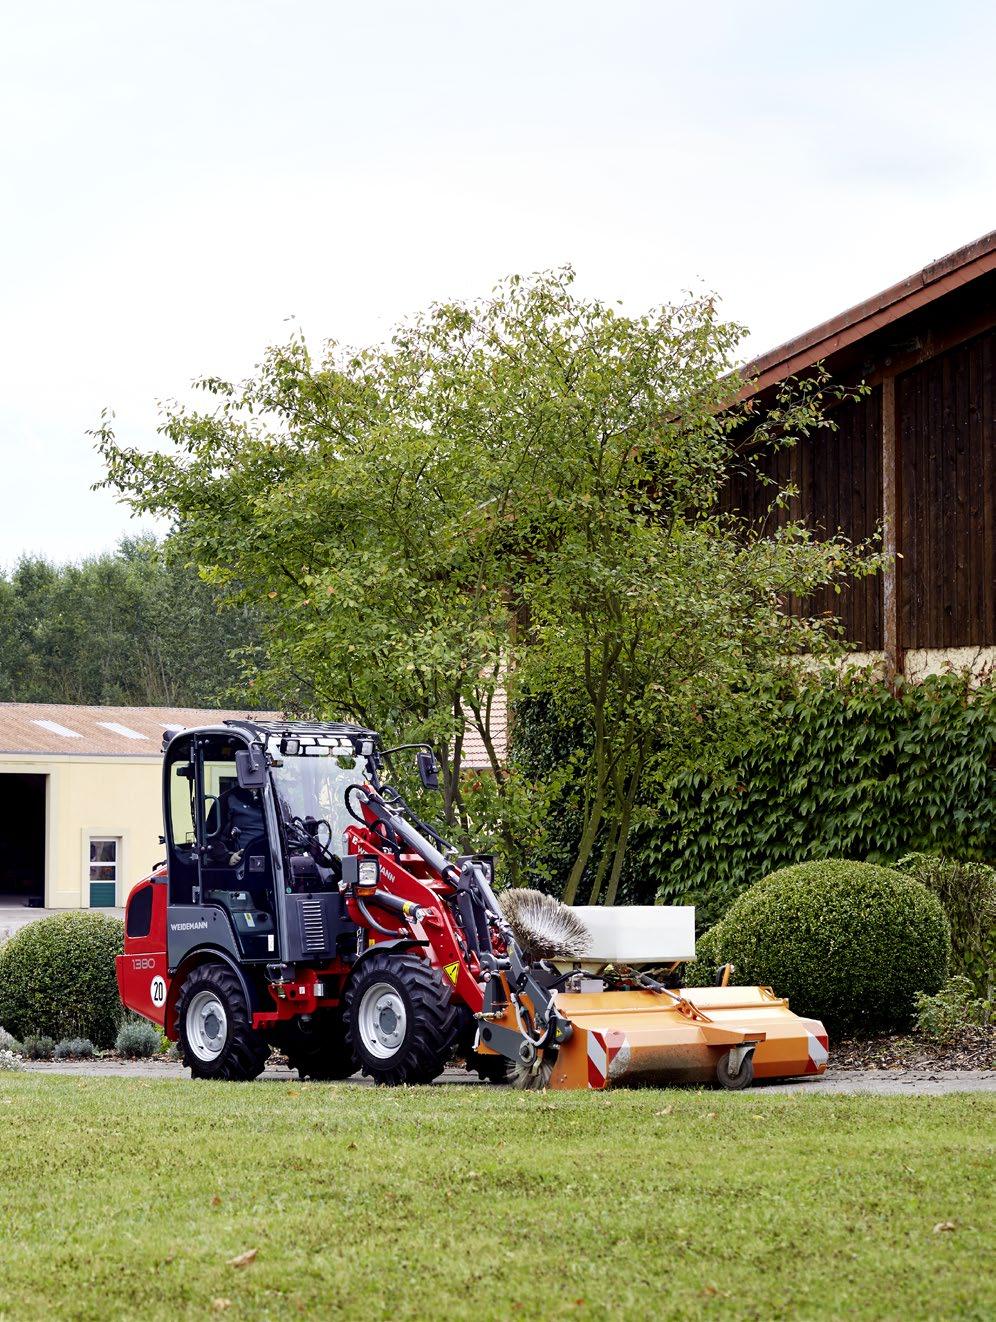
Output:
[
  {"xmin": 893, "ymin": 854, "xmax": 996, "ymax": 996},
  {"xmin": 514, "ymin": 672, "xmax": 995, "ymax": 924},
  {"xmin": 577, "ymin": 671, "xmax": 990, "ymax": 925},
  {"xmin": 0, "ymin": 912, "xmax": 124, "ymax": 1048},
  {"xmin": 686, "ymin": 860, "xmax": 950, "ymax": 1031}
]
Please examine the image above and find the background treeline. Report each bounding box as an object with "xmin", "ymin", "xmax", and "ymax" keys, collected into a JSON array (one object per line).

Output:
[{"xmin": 0, "ymin": 538, "xmax": 257, "ymax": 707}]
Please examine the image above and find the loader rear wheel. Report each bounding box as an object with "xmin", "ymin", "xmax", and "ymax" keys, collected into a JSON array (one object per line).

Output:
[
  {"xmin": 175, "ymin": 964, "xmax": 269, "ymax": 1081},
  {"xmin": 715, "ymin": 1048, "xmax": 754, "ymax": 1091},
  {"xmin": 344, "ymin": 952, "xmax": 457, "ymax": 1086},
  {"xmin": 273, "ymin": 1011, "xmax": 357, "ymax": 1081}
]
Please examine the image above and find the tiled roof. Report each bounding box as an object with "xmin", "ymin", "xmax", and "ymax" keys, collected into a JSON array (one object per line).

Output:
[
  {"xmin": 0, "ymin": 703, "xmax": 279, "ymax": 757},
  {"xmin": 460, "ymin": 689, "xmax": 508, "ymax": 770},
  {"xmin": 0, "ymin": 700, "xmax": 509, "ymax": 766}
]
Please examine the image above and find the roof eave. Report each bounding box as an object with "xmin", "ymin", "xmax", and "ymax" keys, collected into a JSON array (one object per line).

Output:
[{"xmin": 738, "ymin": 228, "xmax": 996, "ymax": 399}]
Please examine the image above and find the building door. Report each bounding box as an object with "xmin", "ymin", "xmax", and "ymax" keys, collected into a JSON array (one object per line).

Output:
[
  {"xmin": 0, "ymin": 774, "xmax": 46, "ymax": 906},
  {"xmin": 88, "ymin": 838, "xmax": 121, "ymax": 907}
]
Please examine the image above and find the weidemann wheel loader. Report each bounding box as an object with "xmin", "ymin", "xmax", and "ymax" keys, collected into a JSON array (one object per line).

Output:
[{"xmin": 117, "ymin": 720, "xmax": 829, "ymax": 1089}]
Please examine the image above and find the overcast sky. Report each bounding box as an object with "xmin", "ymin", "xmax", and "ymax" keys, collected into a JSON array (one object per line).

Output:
[{"xmin": 1, "ymin": 0, "xmax": 994, "ymax": 566}]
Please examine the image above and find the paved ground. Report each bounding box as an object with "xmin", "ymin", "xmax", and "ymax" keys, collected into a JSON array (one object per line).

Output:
[
  {"xmin": 0, "ymin": 903, "xmax": 124, "ymax": 938},
  {"xmin": 18, "ymin": 1058, "xmax": 995, "ymax": 1094}
]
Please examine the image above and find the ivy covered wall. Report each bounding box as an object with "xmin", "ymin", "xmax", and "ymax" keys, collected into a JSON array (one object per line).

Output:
[{"xmin": 514, "ymin": 671, "xmax": 996, "ymax": 927}]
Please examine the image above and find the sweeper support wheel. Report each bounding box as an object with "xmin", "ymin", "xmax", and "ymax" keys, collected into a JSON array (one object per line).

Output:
[{"xmin": 715, "ymin": 1047, "xmax": 755, "ymax": 1091}]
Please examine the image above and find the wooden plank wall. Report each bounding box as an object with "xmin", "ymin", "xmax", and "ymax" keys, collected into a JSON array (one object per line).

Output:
[
  {"xmin": 720, "ymin": 388, "xmax": 883, "ymax": 648},
  {"xmin": 896, "ymin": 326, "xmax": 996, "ymax": 649}
]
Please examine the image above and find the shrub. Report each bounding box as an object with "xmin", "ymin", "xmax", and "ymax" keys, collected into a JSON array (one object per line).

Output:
[
  {"xmin": 690, "ymin": 860, "xmax": 950, "ymax": 1031},
  {"xmin": 0, "ymin": 912, "xmax": 124, "ymax": 1048},
  {"xmin": 21, "ymin": 1034, "xmax": 55, "ymax": 1060},
  {"xmin": 53, "ymin": 1037, "xmax": 96, "ymax": 1060},
  {"xmin": 0, "ymin": 1048, "xmax": 23, "ymax": 1071},
  {"xmin": 913, "ymin": 975, "xmax": 992, "ymax": 1042},
  {"xmin": 115, "ymin": 1020, "xmax": 161, "ymax": 1059},
  {"xmin": 894, "ymin": 854, "xmax": 996, "ymax": 996},
  {"xmin": 684, "ymin": 925, "xmax": 723, "ymax": 987},
  {"xmin": 0, "ymin": 1026, "xmax": 22, "ymax": 1054}
]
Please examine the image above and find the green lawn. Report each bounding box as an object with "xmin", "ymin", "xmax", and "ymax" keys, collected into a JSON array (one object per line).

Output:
[{"xmin": 0, "ymin": 1077, "xmax": 992, "ymax": 1321}]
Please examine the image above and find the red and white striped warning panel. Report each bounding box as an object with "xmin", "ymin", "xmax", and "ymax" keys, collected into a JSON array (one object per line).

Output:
[{"xmin": 586, "ymin": 1029, "xmax": 629, "ymax": 1089}]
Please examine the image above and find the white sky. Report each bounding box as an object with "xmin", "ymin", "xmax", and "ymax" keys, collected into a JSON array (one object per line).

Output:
[{"xmin": 1, "ymin": 0, "xmax": 994, "ymax": 565}]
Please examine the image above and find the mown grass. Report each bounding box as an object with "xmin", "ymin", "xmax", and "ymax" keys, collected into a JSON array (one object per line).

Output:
[{"xmin": 0, "ymin": 1076, "xmax": 992, "ymax": 1320}]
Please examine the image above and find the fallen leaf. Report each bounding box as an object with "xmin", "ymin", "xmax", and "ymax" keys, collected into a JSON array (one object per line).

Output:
[
  {"xmin": 212, "ymin": 1301, "xmax": 232, "ymax": 1313},
  {"xmin": 211, "ymin": 1195, "xmax": 222, "ymax": 1207},
  {"xmin": 346, "ymin": 1141, "xmax": 357, "ymax": 1151},
  {"xmin": 933, "ymin": 1221, "xmax": 956, "ymax": 1234},
  {"xmin": 654, "ymin": 1107, "xmax": 673, "ymax": 1117},
  {"xmin": 227, "ymin": 1248, "xmax": 258, "ymax": 1268}
]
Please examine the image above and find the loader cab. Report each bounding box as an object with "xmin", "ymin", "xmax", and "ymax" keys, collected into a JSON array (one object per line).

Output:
[
  {"xmin": 162, "ymin": 720, "xmax": 373, "ymax": 972},
  {"xmin": 163, "ymin": 729, "xmax": 279, "ymax": 965}
]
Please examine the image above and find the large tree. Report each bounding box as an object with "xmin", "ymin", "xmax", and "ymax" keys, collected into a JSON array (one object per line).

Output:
[{"xmin": 96, "ymin": 269, "xmax": 877, "ymax": 892}]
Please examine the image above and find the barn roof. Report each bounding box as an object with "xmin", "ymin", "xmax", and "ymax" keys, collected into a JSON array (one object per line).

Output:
[
  {"xmin": 741, "ymin": 228, "xmax": 996, "ymax": 396},
  {"xmin": 0, "ymin": 700, "xmax": 506, "ymax": 767},
  {"xmin": 0, "ymin": 703, "xmax": 280, "ymax": 757}
]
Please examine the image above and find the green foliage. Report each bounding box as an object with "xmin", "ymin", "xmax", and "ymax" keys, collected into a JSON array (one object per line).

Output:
[
  {"xmin": 53, "ymin": 1038, "xmax": 96, "ymax": 1060},
  {"xmin": 0, "ymin": 1026, "xmax": 22, "ymax": 1053},
  {"xmin": 692, "ymin": 860, "xmax": 950, "ymax": 1031},
  {"xmin": 894, "ymin": 854, "xmax": 996, "ymax": 996},
  {"xmin": 97, "ymin": 269, "xmax": 875, "ymax": 888},
  {"xmin": 20, "ymin": 1034, "xmax": 55, "ymax": 1060},
  {"xmin": 682, "ymin": 924, "xmax": 724, "ymax": 988},
  {"xmin": 0, "ymin": 913, "xmax": 124, "ymax": 1048},
  {"xmin": 913, "ymin": 976, "xmax": 992, "ymax": 1042},
  {"xmin": 0, "ymin": 536, "xmax": 257, "ymax": 706},
  {"xmin": 599, "ymin": 669, "xmax": 995, "ymax": 927},
  {"xmin": 115, "ymin": 1020, "xmax": 161, "ymax": 1059}
]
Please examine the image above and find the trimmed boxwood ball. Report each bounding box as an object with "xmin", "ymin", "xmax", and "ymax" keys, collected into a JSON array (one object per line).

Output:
[
  {"xmin": 0, "ymin": 912, "xmax": 124, "ymax": 1049},
  {"xmin": 702, "ymin": 860, "xmax": 950, "ymax": 1031}
]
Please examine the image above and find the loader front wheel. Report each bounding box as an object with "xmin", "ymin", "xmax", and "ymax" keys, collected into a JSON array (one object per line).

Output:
[
  {"xmin": 345, "ymin": 952, "xmax": 457, "ymax": 1086},
  {"xmin": 175, "ymin": 963, "xmax": 269, "ymax": 1081},
  {"xmin": 715, "ymin": 1048, "xmax": 754, "ymax": 1091}
]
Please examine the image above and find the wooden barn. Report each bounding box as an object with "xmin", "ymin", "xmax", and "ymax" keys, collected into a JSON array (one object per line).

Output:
[{"xmin": 726, "ymin": 229, "xmax": 996, "ymax": 680}]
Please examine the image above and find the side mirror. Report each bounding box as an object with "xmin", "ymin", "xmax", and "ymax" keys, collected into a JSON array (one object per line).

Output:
[
  {"xmin": 416, "ymin": 749, "xmax": 440, "ymax": 791},
  {"xmin": 235, "ymin": 745, "xmax": 267, "ymax": 790}
]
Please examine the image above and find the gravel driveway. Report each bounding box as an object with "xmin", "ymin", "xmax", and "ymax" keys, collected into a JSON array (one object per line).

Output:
[{"xmin": 19, "ymin": 1058, "xmax": 995, "ymax": 1094}]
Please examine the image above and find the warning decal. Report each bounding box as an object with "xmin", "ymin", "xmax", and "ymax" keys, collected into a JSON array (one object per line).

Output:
[{"xmin": 443, "ymin": 961, "xmax": 460, "ymax": 985}]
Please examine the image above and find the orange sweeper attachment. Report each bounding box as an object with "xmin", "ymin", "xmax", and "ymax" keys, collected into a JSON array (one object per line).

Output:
[{"xmin": 117, "ymin": 720, "xmax": 828, "ymax": 1090}]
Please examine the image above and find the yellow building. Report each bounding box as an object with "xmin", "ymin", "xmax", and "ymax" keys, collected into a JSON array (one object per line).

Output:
[{"xmin": 0, "ymin": 704, "xmax": 273, "ymax": 910}]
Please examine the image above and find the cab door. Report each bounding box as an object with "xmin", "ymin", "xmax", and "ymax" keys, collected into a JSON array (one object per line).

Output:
[{"xmin": 195, "ymin": 732, "xmax": 279, "ymax": 961}]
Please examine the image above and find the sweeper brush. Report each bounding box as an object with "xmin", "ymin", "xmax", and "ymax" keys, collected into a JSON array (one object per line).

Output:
[
  {"xmin": 116, "ymin": 719, "xmax": 829, "ymax": 1091},
  {"xmin": 500, "ymin": 888, "xmax": 592, "ymax": 962}
]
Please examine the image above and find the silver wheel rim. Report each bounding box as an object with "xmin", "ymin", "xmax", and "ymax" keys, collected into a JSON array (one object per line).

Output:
[
  {"xmin": 358, "ymin": 981, "xmax": 407, "ymax": 1060},
  {"xmin": 186, "ymin": 990, "xmax": 228, "ymax": 1062}
]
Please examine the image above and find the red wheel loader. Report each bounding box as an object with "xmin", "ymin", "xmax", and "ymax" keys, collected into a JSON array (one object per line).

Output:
[{"xmin": 117, "ymin": 720, "xmax": 828, "ymax": 1089}]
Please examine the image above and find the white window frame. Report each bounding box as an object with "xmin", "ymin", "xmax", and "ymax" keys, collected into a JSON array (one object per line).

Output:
[{"xmin": 84, "ymin": 834, "xmax": 122, "ymax": 906}]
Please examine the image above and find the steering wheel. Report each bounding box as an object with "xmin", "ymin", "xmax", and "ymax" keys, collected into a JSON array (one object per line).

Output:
[{"xmin": 289, "ymin": 815, "xmax": 338, "ymax": 868}]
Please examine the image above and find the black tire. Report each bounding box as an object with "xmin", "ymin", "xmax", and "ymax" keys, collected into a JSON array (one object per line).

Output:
[
  {"xmin": 344, "ymin": 951, "xmax": 457, "ymax": 1086},
  {"xmin": 273, "ymin": 1011, "xmax": 357, "ymax": 1081},
  {"xmin": 715, "ymin": 1048, "xmax": 754, "ymax": 1091},
  {"xmin": 175, "ymin": 963, "xmax": 269, "ymax": 1081}
]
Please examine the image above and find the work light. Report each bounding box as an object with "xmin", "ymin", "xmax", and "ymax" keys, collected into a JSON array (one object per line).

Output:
[{"xmin": 357, "ymin": 857, "xmax": 379, "ymax": 893}]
